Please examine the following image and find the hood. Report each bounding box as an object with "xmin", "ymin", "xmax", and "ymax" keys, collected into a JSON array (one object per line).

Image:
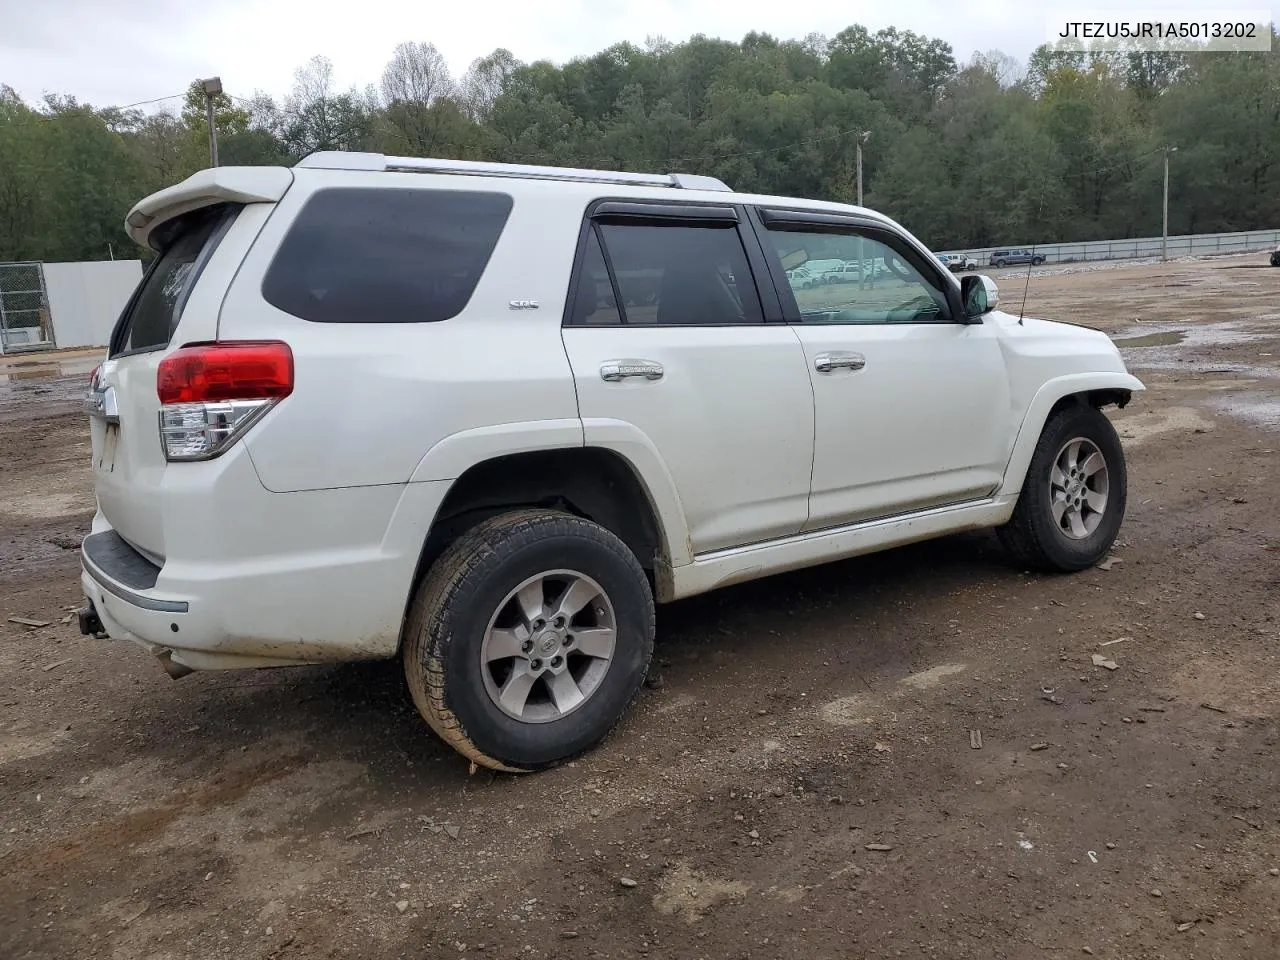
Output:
[
  {"xmin": 987, "ymin": 309, "xmax": 1135, "ymax": 392},
  {"xmin": 988, "ymin": 310, "xmax": 1113, "ymax": 342}
]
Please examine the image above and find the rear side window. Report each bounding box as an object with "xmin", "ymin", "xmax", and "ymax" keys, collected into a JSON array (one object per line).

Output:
[
  {"xmin": 262, "ymin": 188, "xmax": 513, "ymax": 324},
  {"xmin": 110, "ymin": 204, "xmax": 236, "ymax": 357},
  {"xmin": 567, "ymin": 230, "xmax": 622, "ymax": 326},
  {"xmin": 575, "ymin": 222, "xmax": 761, "ymax": 326}
]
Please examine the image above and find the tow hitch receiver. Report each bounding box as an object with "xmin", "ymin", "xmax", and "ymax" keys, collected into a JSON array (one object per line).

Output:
[{"xmin": 77, "ymin": 602, "xmax": 107, "ymax": 639}]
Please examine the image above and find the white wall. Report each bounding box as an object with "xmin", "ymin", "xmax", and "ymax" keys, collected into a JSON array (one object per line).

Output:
[{"xmin": 43, "ymin": 260, "xmax": 143, "ymax": 349}]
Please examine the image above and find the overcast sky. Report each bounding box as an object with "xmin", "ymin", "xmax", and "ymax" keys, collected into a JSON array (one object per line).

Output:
[{"xmin": 3, "ymin": 0, "xmax": 1275, "ymax": 108}]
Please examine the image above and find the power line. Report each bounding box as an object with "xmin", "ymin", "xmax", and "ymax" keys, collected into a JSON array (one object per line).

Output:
[
  {"xmin": 103, "ymin": 93, "xmax": 189, "ymax": 111},
  {"xmin": 229, "ymin": 88, "xmax": 868, "ymax": 169},
  {"xmin": 218, "ymin": 91, "xmax": 1173, "ymax": 195},
  {"xmin": 1058, "ymin": 144, "xmax": 1167, "ymax": 182},
  {"xmin": 662, "ymin": 127, "xmax": 866, "ymax": 165},
  {"xmin": 30, "ymin": 92, "xmax": 188, "ymax": 123},
  {"xmin": 502, "ymin": 126, "xmax": 868, "ymax": 171}
]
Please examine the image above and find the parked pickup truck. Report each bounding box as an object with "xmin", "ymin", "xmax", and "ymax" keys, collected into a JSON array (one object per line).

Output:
[
  {"xmin": 939, "ymin": 254, "xmax": 979, "ymax": 272},
  {"xmin": 989, "ymin": 248, "xmax": 1045, "ymax": 267}
]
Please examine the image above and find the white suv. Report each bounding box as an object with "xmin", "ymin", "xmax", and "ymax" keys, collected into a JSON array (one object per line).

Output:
[{"xmin": 80, "ymin": 152, "xmax": 1143, "ymax": 771}]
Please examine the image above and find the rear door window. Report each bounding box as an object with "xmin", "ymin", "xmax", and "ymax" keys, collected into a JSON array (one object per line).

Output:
[
  {"xmin": 589, "ymin": 222, "xmax": 762, "ymax": 326},
  {"xmin": 262, "ymin": 188, "xmax": 513, "ymax": 324},
  {"xmin": 110, "ymin": 204, "xmax": 237, "ymax": 357}
]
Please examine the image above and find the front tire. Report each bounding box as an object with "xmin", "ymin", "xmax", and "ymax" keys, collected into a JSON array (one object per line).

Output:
[
  {"xmin": 402, "ymin": 509, "xmax": 655, "ymax": 772},
  {"xmin": 998, "ymin": 403, "xmax": 1127, "ymax": 572}
]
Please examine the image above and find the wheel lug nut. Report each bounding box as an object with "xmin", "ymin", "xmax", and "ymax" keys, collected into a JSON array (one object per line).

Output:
[
  {"xmin": 551, "ymin": 656, "xmax": 563, "ymax": 668},
  {"xmin": 564, "ymin": 634, "xmax": 574, "ymax": 647},
  {"xmin": 530, "ymin": 658, "xmax": 542, "ymax": 670}
]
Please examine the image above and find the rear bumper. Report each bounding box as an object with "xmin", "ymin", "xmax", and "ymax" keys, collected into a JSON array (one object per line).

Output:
[
  {"xmin": 80, "ymin": 459, "xmax": 453, "ymax": 671},
  {"xmin": 82, "ymin": 531, "xmax": 185, "ymax": 612},
  {"xmin": 80, "ymin": 564, "xmax": 309, "ymax": 671}
]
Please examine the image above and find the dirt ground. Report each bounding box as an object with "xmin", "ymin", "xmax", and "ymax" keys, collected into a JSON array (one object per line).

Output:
[{"xmin": 2, "ymin": 254, "xmax": 1279, "ymax": 960}]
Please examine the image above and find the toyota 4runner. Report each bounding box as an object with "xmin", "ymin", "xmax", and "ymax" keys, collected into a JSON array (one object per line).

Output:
[{"xmin": 79, "ymin": 152, "xmax": 1143, "ymax": 771}]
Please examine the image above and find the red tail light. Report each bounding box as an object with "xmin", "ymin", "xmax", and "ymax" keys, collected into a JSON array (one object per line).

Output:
[
  {"xmin": 156, "ymin": 342, "xmax": 293, "ymax": 462},
  {"xmin": 157, "ymin": 341, "xmax": 293, "ymax": 404}
]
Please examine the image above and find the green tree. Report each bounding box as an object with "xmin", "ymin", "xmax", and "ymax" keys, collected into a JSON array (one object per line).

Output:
[{"xmin": 3, "ymin": 25, "xmax": 1279, "ymax": 263}]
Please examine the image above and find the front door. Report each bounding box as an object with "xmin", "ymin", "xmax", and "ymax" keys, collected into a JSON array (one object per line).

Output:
[{"xmin": 752, "ymin": 209, "xmax": 1014, "ymax": 531}]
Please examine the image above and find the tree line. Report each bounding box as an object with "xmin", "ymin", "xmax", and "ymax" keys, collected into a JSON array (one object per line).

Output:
[{"xmin": 2, "ymin": 27, "xmax": 1278, "ymax": 263}]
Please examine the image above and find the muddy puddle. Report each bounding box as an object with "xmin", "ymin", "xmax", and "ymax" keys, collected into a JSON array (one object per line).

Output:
[
  {"xmin": 0, "ymin": 355, "xmax": 99, "ymax": 384},
  {"xmin": 1113, "ymin": 331, "xmax": 1187, "ymax": 348},
  {"xmin": 1206, "ymin": 392, "xmax": 1280, "ymax": 429},
  {"xmin": 0, "ymin": 356, "xmax": 98, "ymax": 415},
  {"xmin": 1106, "ymin": 317, "xmax": 1280, "ymax": 433}
]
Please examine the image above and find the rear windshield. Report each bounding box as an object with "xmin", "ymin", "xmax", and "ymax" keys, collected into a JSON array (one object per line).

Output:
[
  {"xmin": 110, "ymin": 204, "xmax": 238, "ymax": 358},
  {"xmin": 261, "ymin": 187, "xmax": 513, "ymax": 324},
  {"xmin": 110, "ymin": 204, "xmax": 237, "ymax": 357}
]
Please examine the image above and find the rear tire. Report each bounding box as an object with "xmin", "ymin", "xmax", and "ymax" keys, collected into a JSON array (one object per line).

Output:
[
  {"xmin": 998, "ymin": 403, "xmax": 1127, "ymax": 572},
  {"xmin": 402, "ymin": 509, "xmax": 655, "ymax": 772},
  {"xmin": 995, "ymin": 259, "xmax": 1007, "ymax": 268}
]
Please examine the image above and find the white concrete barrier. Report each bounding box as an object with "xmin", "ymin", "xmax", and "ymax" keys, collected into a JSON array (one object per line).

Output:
[{"xmin": 43, "ymin": 260, "xmax": 143, "ymax": 349}]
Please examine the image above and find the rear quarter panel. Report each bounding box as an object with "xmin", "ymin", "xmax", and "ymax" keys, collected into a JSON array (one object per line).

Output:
[{"xmin": 217, "ymin": 170, "xmax": 586, "ymax": 493}]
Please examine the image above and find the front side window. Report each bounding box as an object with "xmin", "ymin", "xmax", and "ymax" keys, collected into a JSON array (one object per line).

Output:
[
  {"xmin": 262, "ymin": 188, "xmax": 512, "ymax": 324},
  {"xmin": 762, "ymin": 227, "xmax": 950, "ymax": 324},
  {"xmin": 571, "ymin": 220, "xmax": 761, "ymax": 326}
]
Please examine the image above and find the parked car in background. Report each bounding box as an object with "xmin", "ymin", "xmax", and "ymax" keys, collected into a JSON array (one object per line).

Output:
[
  {"xmin": 939, "ymin": 254, "xmax": 979, "ymax": 273},
  {"xmin": 989, "ymin": 249, "xmax": 1045, "ymax": 268},
  {"xmin": 79, "ymin": 151, "xmax": 1143, "ymax": 773},
  {"xmin": 825, "ymin": 260, "xmax": 884, "ymax": 283},
  {"xmin": 786, "ymin": 266, "xmax": 819, "ymax": 289},
  {"xmin": 805, "ymin": 259, "xmax": 845, "ymax": 283}
]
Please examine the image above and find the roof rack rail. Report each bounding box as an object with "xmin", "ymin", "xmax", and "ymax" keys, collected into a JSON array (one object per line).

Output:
[{"xmin": 295, "ymin": 152, "xmax": 731, "ymax": 192}]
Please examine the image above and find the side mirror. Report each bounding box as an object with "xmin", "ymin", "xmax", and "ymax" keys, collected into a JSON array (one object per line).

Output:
[{"xmin": 961, "ymin": 274, "xmax": 1000, "ymax": 321}]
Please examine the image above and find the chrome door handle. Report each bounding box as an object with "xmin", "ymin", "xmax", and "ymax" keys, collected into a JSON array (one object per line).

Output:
[
  {"xmin": 814, "ymin": 351, "xmax": 866, "ymax": 373},
  {"xmin": 600, "ymin": 359, "xmax": 664, "ymax": 382}
]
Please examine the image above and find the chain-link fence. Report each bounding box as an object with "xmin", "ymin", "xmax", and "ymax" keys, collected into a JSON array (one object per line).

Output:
[{"xmin": 0, "ymin": 262, "xmax": 56, "ymax": 354}]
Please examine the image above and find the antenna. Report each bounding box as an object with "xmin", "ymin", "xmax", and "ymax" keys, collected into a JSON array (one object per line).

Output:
[
  {"xmin": 1019, "ymin": 177, "xmax": 1051, "ymax": 326},
  {"xmin": 1018, "ymin": 247, "xmax": 1034, "ymax": 326}
]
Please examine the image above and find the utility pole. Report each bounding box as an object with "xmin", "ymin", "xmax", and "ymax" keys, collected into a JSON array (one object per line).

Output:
[
  {"xmin": 1162, "ymin": 145, "xmax": 1177, "ymax": 261},
  {"xmin": 856, "ymin": 131, "xmax": 871, "ymax": 288},
  {"xmin": 201, "ymin": 77, "xmax": 223, "ymax": 167},
  {"xmin": 856, "ymin": 130, "xmax": 871, "ymax": 206}
]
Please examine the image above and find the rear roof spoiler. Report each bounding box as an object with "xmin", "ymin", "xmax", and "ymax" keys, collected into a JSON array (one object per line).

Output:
[{"xmin": 125, "ymin": 167, "xmax": 294, "ymax": 248}]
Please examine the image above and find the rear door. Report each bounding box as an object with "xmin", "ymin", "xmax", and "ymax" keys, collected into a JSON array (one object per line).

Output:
[
  {"xmin": 560, "ymin": 201, "xmax": 815, "ymax": 554},
  {"xmin": 88, "ymin": 201, "xmax": 273, "ymax": 559}
]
